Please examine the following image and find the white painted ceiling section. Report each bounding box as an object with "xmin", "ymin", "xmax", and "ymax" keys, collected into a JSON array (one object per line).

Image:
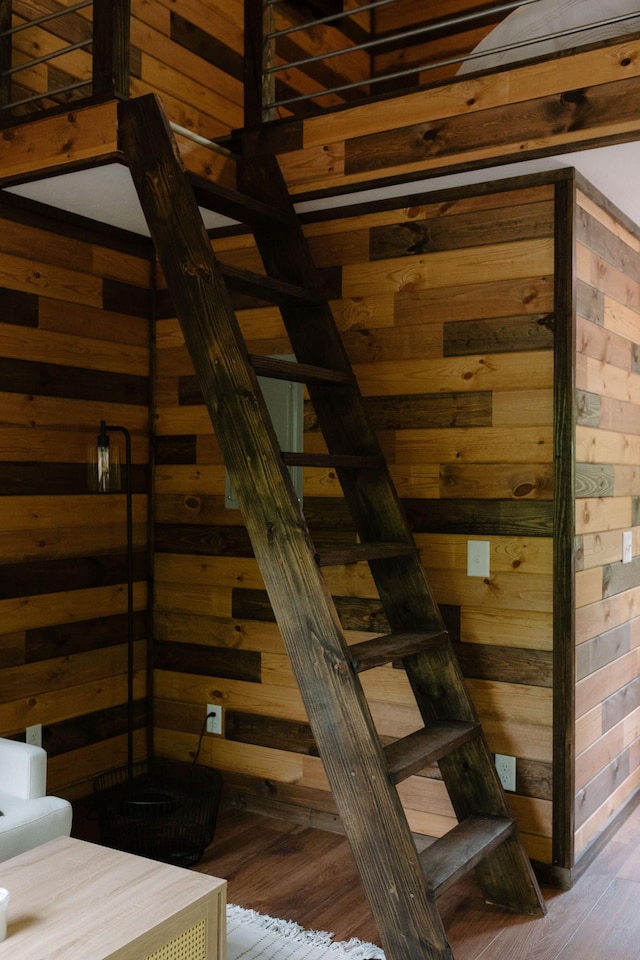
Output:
[{"xmin": 3, "ymin": 140, "xmax": 640, "ymax": 236}]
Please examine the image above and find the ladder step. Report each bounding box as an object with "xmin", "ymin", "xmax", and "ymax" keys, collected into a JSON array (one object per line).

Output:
[
  {"xmin": 219, "ymin": 262, "xmax": 321, "ymax": 306},
  {"xmin": 188, "ymin": 171, "xmax": 296, "ymax": 228},
  {"xmin": 250, "ymin": 354, "xmax": 354, "ymax": 385},
  {"xmin": 419, "ymin": 815, "xmax": 516, "ymax": 898},
  {"xmin": 383, "ymin": 722, "xmax": 480, "ymax": 784},
  {"xmin": 316, "ymin": 542, "xmax": 416, "ymax": 566},
  {"xmin": 282, "ymin": 452, "xmax": 385, "ymax": 469},
  {"xmin": 350, "ymin": 629, "xmax": 449, "ymax": 672}
]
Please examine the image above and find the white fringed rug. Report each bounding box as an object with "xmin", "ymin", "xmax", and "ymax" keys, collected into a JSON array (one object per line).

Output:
[{"xmin": 226, "ymin": 904, "xmax": 386, "ymax": 960}]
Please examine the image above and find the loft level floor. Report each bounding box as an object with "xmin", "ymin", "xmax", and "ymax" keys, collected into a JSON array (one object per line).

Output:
[{"xmin": 73, "ymin": 797, "xmax": 640, "ymax": 957}]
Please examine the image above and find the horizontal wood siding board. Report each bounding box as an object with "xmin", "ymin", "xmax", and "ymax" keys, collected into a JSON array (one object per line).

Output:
[
  {"xmin": 576, "ymin": 391, "xmax": 600, "ymax": 428},
  {"xmin": 154, "ymin": 523, "xmax": 255, "ymax": 557},
  {"xmin": 575, "ymin": 463, "xmax": 614, "ymax": 498},
  {"xmin": 26, "ymin": 611, "xmax": 148, "ymax": 662},
  {"xmin": 439, "ymin": 463, "xmax": 553, "ymax": 501},
  {"xmin": 43, "ymin": 700, "xmax": 148, "ymax": 758},
  {"xmin": 343, "ymin": 75, "xmax": 640, "ymax": 176},
  {"xmin": 577, "ymin": 207, "xmax": 640, "ymax": 283},
  {"xmin": 576, "ymin": 279, "xmax": 605, "ymax": 325},
  {"xmin": 170, "ymin": 11, "xmax": 244, "ymax": 82},
  {"xmin": 395, "ymin": 276, "xmax": 555, "ymax": 325},
  {"xmin": 443, "ymin": 315, "xmax": 554, "ymax": 356},
  {"xmin": 575, "ymin": 748, "xmax": 631, "ymax": 829},
  {"xmin": 0, "ymin": 356, "xmax": 149, "ymax": 404},
  {"xmin": 517, "ymin": 758, "xmax": 553, "ymax": 801},
  {"xmin": 576, "ymin": 623, "xmax": 630, "ymax": 682},
  {"xmin": 403, "ymin": 498, "xmax": 554, "ymax": 536},
  {"xmin": 603, "ymin": 558, "xmax": 640, "ymax": 599},
  {"xmin": 102, "ymin": 279, "xmax": 153, "ymax": 318},
  {"xmin": 155, "ymin": 435, "xmax": 197, "ymax": 464},
  {"xmin": 0, "ymin": 286, "xmax": 39, "ymax": 327},
  {"xmin": 2, "ymin": 462, "xmax": 148, "ymax": 495},
  {"xmin": 369, "ymin": 202, "xmax": 554, "ymax": 259},
  {"xmin": 602, "ymin": 677, "xmax": 640, "ymax": 732},
  {"xmin": 154, "ymin": 640, "xmax": 261, "ymax": 682},
  {"xmin": 451, "ymin": 641, "xmax": 552, "ymax": 688},
  {"xmin": 225, "ymin": 710, "xmax": 319, "ymax": 756},
  {"xmin": 363, "ymin": 392, "xmax": 493, "ymax": 429},
  {"xmin": 0, "ymin": 552, "xmax": 148, "ymax": 600}
]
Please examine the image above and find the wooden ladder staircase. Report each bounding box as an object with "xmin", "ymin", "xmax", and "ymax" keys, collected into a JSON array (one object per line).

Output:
[{"xmin": 119, "ymin": 94, "xmax": 546, "ymax": 960}]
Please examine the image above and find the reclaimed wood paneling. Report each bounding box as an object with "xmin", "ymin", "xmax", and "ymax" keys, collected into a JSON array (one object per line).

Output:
[
  {"xmin": 153, "ymin": 176, "xmax": 557, "ymax": 862},
  {"xmin": 0, "ymin": 199, "xmax": 151, "ymax": 797},
  {"xmin": 573, "ymin": 183, "xmax": 640, "ymax": 860}
]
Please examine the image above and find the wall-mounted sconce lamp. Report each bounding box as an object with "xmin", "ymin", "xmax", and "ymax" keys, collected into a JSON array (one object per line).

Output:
[{"xmin": 88, "ymin": 420, "xmax": 134, "ymax": 782}]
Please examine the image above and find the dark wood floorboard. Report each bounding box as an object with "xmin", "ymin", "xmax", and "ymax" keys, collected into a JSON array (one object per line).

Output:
[{"xmin": 74, "ymin": 799, "xmax": 640, "ymax": 958}]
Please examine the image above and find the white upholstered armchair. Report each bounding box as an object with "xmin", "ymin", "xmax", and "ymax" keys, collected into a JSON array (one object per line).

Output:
[{"xmin": 0, "ymin": 737, "xmax": 72, "ymax": 863}]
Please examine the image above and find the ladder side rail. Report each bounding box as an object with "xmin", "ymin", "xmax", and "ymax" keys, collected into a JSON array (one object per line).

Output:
[
  {"xmin": 238, "ymin": 152, "xmax": 546, "ymax": 918},
  {"xmin": 118, "ymin": 93, "xmax": 457, "ymax": 960}
]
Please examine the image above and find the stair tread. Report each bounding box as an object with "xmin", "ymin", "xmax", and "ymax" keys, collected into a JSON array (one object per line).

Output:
[
  {"xmin": 350, "ymin": 629, "xmax": 449, "ymax": 672},
  {"xmin": 250, "ymin": 354, "xmax": 354, "ymax": 385},
  {"xmin": 384, "ymin": 722, "xmax": 480, "ymax": 784},
  {"xmin": 188, "ymin": 171, "xmax": 295, "ymax": 227},
  {"xmin": 219, "ymin": 262, "xmax": 321, "ymax": 306},
  {"xmin": 316, "ymin": 542, "xmax": 416, "ymax": 566},
  {"xmin": 419, "ymin": 815, "xmax": 516, "ymax": 897}
]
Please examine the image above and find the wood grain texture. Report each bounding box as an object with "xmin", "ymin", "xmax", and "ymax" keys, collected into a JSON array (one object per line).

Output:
[
  {"xmin": 0, "ymin": 204, "xmax": 151, "ymax": 796},
  {"xmin": 573, "ymin": 183, "xmax": 640, "ymax": 858}
]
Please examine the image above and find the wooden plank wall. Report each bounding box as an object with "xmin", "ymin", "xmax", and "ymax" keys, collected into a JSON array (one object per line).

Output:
[
  {"xmin": 129, "ymin": 0, "xmax": 243, "ymax": 139},
  {"xmin": 3, "ymin": 0, "xmax": 245, "ymax": 139},
  {"xmin": 574, "ymin": 183, "xmax": 640, "ymax": 859},
  {"xmin": 0, "ymin": 199, "xmax": 152, "ymax": 800},
  {"xmin": 257, "ymin": 36, "xmax": 640, "ymax": 199},
  {"xmin": 153, "ymin": 175, "xmax": 557, "ymax": 864},
  {"xmin": 5, "ymin": 1, "xmax": 94, "ymax": 117}
]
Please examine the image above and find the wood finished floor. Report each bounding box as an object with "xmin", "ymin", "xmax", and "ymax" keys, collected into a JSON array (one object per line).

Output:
[
  {"xmin": 73, "ymin": 799, "xmax": 640, "ymax": 958},
  {"xmin": 193, "ymin": 803, "xmax": 640, "ymax": 960}
]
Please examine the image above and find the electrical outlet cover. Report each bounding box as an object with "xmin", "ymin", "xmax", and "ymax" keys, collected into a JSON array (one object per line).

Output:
[
  {"xmin": 495, "ymin": 753, "xmax": 516, "ymax": 792},
  {"xmin": 206, "ymin": 703, "xmax": 222, "ymax": 735}
]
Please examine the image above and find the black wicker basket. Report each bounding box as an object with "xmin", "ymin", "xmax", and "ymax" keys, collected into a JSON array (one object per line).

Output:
[{"xmin": 94, "ymin": 759, "xmax": 222, "ymax": 867}]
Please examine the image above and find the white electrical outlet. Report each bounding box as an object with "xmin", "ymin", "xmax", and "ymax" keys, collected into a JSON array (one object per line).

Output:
[
  {"xmin": 206, "ymin": 704, "xmax": 222, "ymax": 735},
  {"xmin": 467, "ymin": 540, "xmax": 490, "ymax": 578},
  {"xmin": 623, "ymin": 530, "xmax": 633, "ymax": 564},
  {"xmin": 26, "ymin": 723, "xmax": 42, "ymax": 747},
  {"xmin": 495, "ymin": 753, "xmax": 516, "ymax": 792}
]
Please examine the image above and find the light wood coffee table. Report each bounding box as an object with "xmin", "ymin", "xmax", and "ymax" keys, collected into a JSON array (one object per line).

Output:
[{"xmin": 0, "ymin": 836, "xmax": 226, "ymax": 960}]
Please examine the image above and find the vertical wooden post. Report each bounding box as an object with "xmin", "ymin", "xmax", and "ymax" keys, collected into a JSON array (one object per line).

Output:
[
  {"xmin": 93, "ymin": 0, "xmax": 130, "ymax": 101},
  {"xmin": 0, "ymin": 0, "xmax": 12, "ymax": 112},
  {"xmin": 244, "ymin": 0, "xmax": 275, "ymax": 125},
  {"xmin": 552, "ymin": 174, "xmax": 577, "ymax": 871}
]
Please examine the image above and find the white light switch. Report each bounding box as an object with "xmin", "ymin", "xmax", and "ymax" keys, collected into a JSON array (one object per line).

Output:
[
  {"xmin": 623, "ymin": 530, "xmax": 633, "ymax": 564},
  {"xmin": 467, "ymin": 540, "xmax": 490, "ymax": 578}
]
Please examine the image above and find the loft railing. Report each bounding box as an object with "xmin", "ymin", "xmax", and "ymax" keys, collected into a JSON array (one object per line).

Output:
[
  {"xmin": 0, "ymin": 0, "xmax": 129, "ymax": 125},
  {"xmin": 244, "ymin": 0, "xmax": 640, "ymax": 124}
]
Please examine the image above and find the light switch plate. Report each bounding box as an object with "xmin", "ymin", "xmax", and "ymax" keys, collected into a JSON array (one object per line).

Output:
[
  {"xmin": 623, "ymin": 530, "xmax": 633, "ymax": 564},
  {"xmin": 467, "ymin": 540, "xmax": 490, "ymax": 578}
]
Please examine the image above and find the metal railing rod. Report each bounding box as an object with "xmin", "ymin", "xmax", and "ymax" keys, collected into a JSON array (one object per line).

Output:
[
  {"xmin": 266, "ymin": 0, "xmax": 396, "ymax": 40},
  {"xmin": 265, "ymin": 0, "xmax": 540, "ymax": 51},
  {"xmin": 6, "ymin": 78, "xmax": 92, "ymax": 108},
  {"xmin": 265, "ymin": 0, "xmax": 542, "ymax": 75},
  {"xmin": 169, "ymin": 121, "xmax": 239, "ymax": 160},
  {"xmin": 269, "ymin": 9, "xmax": 640, "ymax": 109},
  {"xmin": 2, "ymin": 37, "xmax": 93, "ymax": 77},
  {"xmin": 1, "ymin": 0, "xmax": 93, "ymax": 38}
]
